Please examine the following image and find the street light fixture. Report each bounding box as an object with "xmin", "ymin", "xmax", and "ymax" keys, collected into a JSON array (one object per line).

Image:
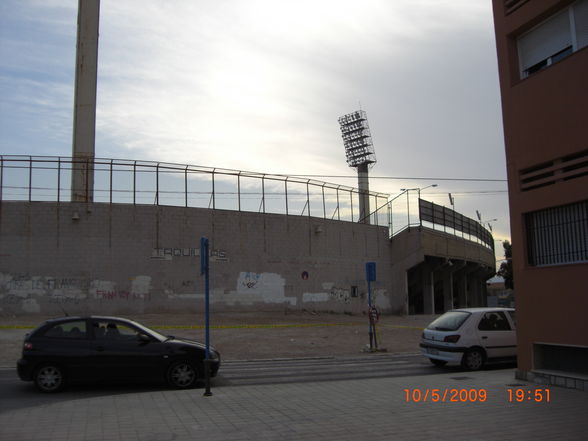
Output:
[
  {"xmin": 399, "ymin": 184, "xmax": 438, "ymax": 199},
  {"xmin": 338, "ymin": 110, "xmax": 376, "ymax": 223},
  {"xmin": 482, "ymin": 218, "xmax": 498, "ymax": 232}
]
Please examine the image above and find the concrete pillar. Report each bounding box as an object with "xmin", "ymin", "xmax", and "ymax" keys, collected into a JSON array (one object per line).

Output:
[
  {"xmin": 71, "ymin": 0, "xmax": 100, "ymax": 202},
  {"xmin": 403, "ymin": 269, "xmax": 409, "ymax": 315},
  {"xmin": 470, "ymin": 277, "xmax": 486, "ymax": 307},
  {"xmin": 442, "ymin": 270, "xmax": 453, "ymax": 311},
  {"xmin": 468, "ymin": 275, "xmax": 478, "ymax": 307},
  {"xmin": 357, "ymin": 163, "xmax": 370, "ymax": 224},
  {"xmin": 423, "ymin": 267, "xmax": 435, "ymax": 314},
  {"xmin": 456, "ymin": 274, "xmax": 468, "ymax": 308}
]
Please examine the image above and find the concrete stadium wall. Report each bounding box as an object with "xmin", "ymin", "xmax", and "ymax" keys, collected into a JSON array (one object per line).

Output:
[{"xmin": 0, "ymin": 202, "xmax": 398, "ymax": 316}]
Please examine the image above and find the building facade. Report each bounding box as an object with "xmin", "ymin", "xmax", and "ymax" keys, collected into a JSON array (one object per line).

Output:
[
  {"xmin": 492, "ymin": 0, "xmax": 588, "ymax": 389},
  {"xmin": 0, "ymin": 157, "xmax": 495, "ymax": 318}
]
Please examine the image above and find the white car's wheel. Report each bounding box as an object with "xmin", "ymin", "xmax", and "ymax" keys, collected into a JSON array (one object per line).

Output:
[{"xmin": 462, "ymin": 348, "xmax": 485, "ymax": 371}]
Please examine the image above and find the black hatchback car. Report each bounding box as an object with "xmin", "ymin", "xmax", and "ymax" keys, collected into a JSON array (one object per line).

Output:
[{"xmin": 17, "ymin": 316, "xmax": 220, "ymax": 392}]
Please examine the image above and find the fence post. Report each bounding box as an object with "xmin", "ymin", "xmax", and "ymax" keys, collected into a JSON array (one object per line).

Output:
[
  {"xmin": 388, "ymin": 202, "xmax": 392, "ymax": 238},
  {"xmin": 212, "ymin": 169, "xmax": 216, "ymax": 210},
  {"xmin": 306, "ymin": 180, "xmax": 310, "ymax": 218},
  {"xmin": 238, "ymin": 172, "xmax": 242, "ymax": 212},
  {"xmin": 133, "ymin": 161, "xmax": 137, "ymax": 205},
  {"xmin": 261, "ymin": 175, "xmax": 266, "ymax": 214},
  {"xmin": 155, "ymin": 163, "xmax": 159, "ymax": 205},
  {"xmin": 322, "ymin": 184, "xmax": 326, "ymax": 219},
  {"xmin": 57, "ymin": 157, "xmax": 61, "ymax": 203},
  {"xmin": 28, "ymin": 156, "xmax": 32, "ymax": 202},
  {"xmin": 406, "ymin": 190, "xmax": 410, "ymax": 230},
  {"xmin": 109, "ymin": 159, "xmax": 113, "ymax": 204},
  {"xmin": 336, "ymin": 186, "xmax": 340, "ymax": 221},
  {"xmin": 284, "ymin": 177, "xmax": 288, "ymax": 216},
  {"xmin": 184, "ymin": 166, "xmax": 188, "ymax": 208}
]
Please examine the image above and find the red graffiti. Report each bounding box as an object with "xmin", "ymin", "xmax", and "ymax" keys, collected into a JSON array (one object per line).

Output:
[{"xmin": 95, "ymin": 290, "xmax": 150, "ymax": 301}]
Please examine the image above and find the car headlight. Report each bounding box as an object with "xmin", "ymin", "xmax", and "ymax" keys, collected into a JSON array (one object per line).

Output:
[{"xmin": 208, "ymin": 350, "xmax": 219, "ymax": 361}]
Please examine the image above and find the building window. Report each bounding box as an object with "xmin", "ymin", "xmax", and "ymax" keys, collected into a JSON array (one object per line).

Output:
[
  {"xmin": 517, "ymin": 0, "xmax": 588, "ymax": 78},
  {"xmin": 526, "ymin": 200, "xmax": 588, "ymax": 266}
]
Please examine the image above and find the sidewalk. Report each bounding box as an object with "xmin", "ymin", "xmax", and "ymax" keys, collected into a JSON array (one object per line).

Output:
[{"xmin": 1, "ymin": 368, "xmax": 586, "ymax": 441}]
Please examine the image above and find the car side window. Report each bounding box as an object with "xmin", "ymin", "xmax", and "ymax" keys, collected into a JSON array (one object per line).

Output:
[
  {"xmin": 43, "ymin": 320, "xmax": 87, "ymax": 339},
  {"xmin": 478, "ymin": 312, "xmax": 511, "ymax": 331},
  {"xmin": 94, "ymin": 321, "xmax": 141, "ymax": 340},
  {"xmin": 507, "ymin": 311, "xmax": 516, "ymax": 328}
]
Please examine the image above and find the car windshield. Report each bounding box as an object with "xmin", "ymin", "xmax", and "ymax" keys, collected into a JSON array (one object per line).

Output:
[
  {"xmin": 427, "ymin": 311, "xmax": 471, "ymax": 331},
  {"xmin": 126, "ymin": 319, "xmax": 168, "ymax": 342}
]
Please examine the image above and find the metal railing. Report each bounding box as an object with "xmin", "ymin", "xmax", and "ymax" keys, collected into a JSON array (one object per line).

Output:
[
  {"xmin": 0, "ymin": 155, "xmax": 391, "ymax": 225},
  {"xmin": 0, "ymin": 155, "xmax": 495, "ymax": 249},
  {"xmin": 367, "ymin": 189, "xmax": 495, "ymax": 250}
]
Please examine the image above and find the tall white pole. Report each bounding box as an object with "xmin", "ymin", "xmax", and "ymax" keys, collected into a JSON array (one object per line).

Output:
[{"xmin": 71, "ymin": 0, "xmax": 100, "ymax": 202}]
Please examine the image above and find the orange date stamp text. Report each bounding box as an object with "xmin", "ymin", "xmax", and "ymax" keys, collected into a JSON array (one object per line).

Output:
[{"xmin": 403, "ymin": 388, "xmax": 488, "ymax": 403}]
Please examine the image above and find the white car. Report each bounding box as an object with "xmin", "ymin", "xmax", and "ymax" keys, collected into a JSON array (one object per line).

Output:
[{"xmin": 420, "ymin": 307, "xmax": 516, "ymax": 370}]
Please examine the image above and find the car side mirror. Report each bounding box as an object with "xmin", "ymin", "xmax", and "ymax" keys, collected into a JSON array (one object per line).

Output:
[{"xmin": 138, "ymin": 333, "xmax": 151, "ymax": 343}]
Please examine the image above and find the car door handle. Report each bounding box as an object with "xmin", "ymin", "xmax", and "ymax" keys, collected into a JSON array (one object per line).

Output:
[
  {"xmin": 95, "ymin": 346, "xmax": 105, "ymax": 352},
  {"xmin": 481, "ymin": 336, "xmax": 488, "ymax": 339}
]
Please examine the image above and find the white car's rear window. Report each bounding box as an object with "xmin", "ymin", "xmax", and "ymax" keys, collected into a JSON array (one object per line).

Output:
[{"xmin": 427, "ymin": 311, "xmax": 471, "ymax": 331}]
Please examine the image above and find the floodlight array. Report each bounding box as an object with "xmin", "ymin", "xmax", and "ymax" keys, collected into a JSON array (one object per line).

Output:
[{"xmin": 338, "ymin": 110, "xmax": 376, "ymax": 167}]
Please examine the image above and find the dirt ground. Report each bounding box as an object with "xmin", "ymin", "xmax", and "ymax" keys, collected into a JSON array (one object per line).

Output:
[{"xmin": 0, "ymin": 311, "xmax": 438, "ymax": 367}]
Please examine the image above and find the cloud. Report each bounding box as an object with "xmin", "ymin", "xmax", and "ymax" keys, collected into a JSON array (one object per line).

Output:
[
  {"xmin": 1, "ymin": 0, "xmax": 510, "ymax": 242},
  {"xmin": 93, "ymin": 0, "xmax": 500, "ymax": 175}
]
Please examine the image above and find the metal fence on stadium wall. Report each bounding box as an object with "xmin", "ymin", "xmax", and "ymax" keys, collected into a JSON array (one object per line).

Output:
[
  {"xmin": 0, "ymin": 156, "xmax": 391, "ymax": 225},
  {"xmin": 368, "ymin": 189, "xmax": 495, "ymax": 251}
]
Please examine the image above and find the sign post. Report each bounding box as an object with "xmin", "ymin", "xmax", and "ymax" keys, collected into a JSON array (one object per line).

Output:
[
  {"xmin": 365, "ymin": 262, "xmax": 377, "ymax": 351},
  {"xmin": 200, "ymin": 237, "xmax": 212, "ymax": 397}
]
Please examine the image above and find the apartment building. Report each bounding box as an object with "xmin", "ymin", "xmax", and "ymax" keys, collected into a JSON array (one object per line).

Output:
[{"xmin": 492, "ymin": 0, "xmax": 588, "ymax": 389}]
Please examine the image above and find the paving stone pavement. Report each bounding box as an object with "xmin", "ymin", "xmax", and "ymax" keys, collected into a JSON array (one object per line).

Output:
[{"xmin": 1, "ymin": 368, "xmax": 586, "ymax": 441}]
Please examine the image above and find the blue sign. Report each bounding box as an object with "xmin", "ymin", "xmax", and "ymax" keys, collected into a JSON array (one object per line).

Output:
[{"xmin": 366, "ymin": 262, "xmax": 376, "ymax": 282}]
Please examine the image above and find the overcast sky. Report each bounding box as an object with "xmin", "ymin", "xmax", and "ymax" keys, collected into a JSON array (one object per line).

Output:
[{"xmin": 0, "ymin": 0, "xmax": 511, "ymax": 257}]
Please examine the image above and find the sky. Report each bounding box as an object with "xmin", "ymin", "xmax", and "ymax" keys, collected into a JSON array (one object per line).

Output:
[{"xmin": 0, "ymin": 0, "xmax": 511, "ymax": 260}]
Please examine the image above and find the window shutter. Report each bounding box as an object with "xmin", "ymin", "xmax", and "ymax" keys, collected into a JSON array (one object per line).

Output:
[
  {"xmin": 574, "ymin": 0, "xmax": 588, "ymax": 49},
  {"xmin": 518, "ymin": 10, "xmax": 572, "ymax": 72}
]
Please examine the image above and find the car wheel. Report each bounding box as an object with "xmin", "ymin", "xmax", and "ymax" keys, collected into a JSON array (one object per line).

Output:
[
  {"xmin": 167, "ymin": 360, "xmax": 197, "ymax": 389},
  {"xmin": 430, "ymin": 359, "xmax": 447, "ymax": 367},
  {"xmin": 34, "ymin": 364, "xmax": 65, "ymax": 393},
  {"xmin": 462, "ymin": 348, "xmax": 485, "ymax": 371}
]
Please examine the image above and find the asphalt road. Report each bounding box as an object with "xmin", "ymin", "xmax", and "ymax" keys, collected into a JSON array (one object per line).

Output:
[
  {"xmin": 216, "ymin": 353, "xmax": 447, "ymax": 387},
  {"xmin": 0, "ymin": 353, "xmax": 517, "ymax": 414}
]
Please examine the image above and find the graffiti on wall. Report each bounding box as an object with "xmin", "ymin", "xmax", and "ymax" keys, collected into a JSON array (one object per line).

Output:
[
  {"xmin": 90, "ymin": 276, "xmax": 152, "ymax": 302},
  {"xmin": 0, "ymin": 274, "xmax": 88, "ymax": 312},
  {"xmin": 330, "ymin": 287, "xmax": 351, "ymax": 304},
  {"xmin": 0, "ymin": 274, "xmax": 152, "ymax": 312},
  {"xmin": 241, "ymin": 272, "xmax": 261, "ymax": 289},
  {"xmin": 302, "ymin": 283, "xmax": 352, "ymax": 304},
  {"xmin": 222, "ymin": 272, "xmax": 297, "ymax": 306},
  {"xmin": 151, "ymin": 248, "xmax": 227, "ymax": 261}
]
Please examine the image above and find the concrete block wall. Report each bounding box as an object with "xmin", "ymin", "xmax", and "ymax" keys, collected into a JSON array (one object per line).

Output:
[{"xmin": 0, "ymin": 201, "xmax": 398, "ymax": 316}]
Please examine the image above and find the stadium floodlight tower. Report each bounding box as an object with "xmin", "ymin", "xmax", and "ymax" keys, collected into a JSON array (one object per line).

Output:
[{"xmin": 338, "ymin": 110, "xmax": 377, "ymax": 224}]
